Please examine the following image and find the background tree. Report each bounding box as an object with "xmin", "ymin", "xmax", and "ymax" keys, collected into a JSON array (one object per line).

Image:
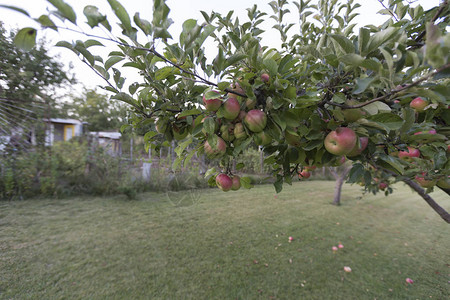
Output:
[
  {"xmin": 6, "ymin": 0, "xmax": 449, "ymax": 221},
  {"xmin": 0, "ymin": 21, "xmax": 73, "ymax": 148},
  {"xmin": 66, "ymin": 88, "xmax": 127, "ymax": 132}
]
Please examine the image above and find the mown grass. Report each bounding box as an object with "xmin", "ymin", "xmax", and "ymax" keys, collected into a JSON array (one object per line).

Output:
[{"xmin": 0, "ymin": 181, "xmax": 449, "ymax": 299}]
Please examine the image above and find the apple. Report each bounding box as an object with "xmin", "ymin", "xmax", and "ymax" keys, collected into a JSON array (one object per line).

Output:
[
  {"xmin": 261, "ymin": 73, "xmax": 270, "ymax": 83},
  {"xmin": 253, "ymin": 131, "xmax": 272, "ymax": 146},
  {"xmin": 410, "ymin": 97, "xmax": 428, "ymax": 112},
  {"xmin": 203, "ymin": 90, "xmax": 222, "ymax": 111},
  {"xmin": 347, "ymin": 136, "xmax": 369, "ymax": 157},
  {"xmin": 342, "ymin": 101, "xmax": 365, "ymax": 123},
  {"xmin": 220, "ymin": 124, "xmax": 235, "ymax": 142},
  {"xmin": 324, "ymin": 127, "xmax": 357, "ymax": 156},
  {"xmin": 436, "ymin": 176, "xmax": 450, "ymax": 189},
  {"xmin": 415, "ymin": 173, "xmax": 436, "ymax": 188},
  {"xmin": 231, "ymin": 175, "xmax": 241, "ymax": 191},
  {"xmin": 223, "ymin": 98, "xmax": 240, "ymax": 120},
  {"xmin": 398, "ymin": 147, "xmax": 420, "ymax": 160},
  {"xmin": 216, "ymin": 173, "xmax": 233, "ymax": 192},
  {"xmin": 234, "ymin": 122, "xmax": 247, "ymax": 139},
  {"xmin": 378, "ymin": 182, "xmax": 388, "ymax": 190},
  {"xmin": 298, "ymin": 170, "xmax": 311, "ymax": 179},
  {"xmin": 244, "ymin": 109, "xmax": 267, "ymax": 133},
  {"xmin": 204, "ymin": 137, "xmax": 227, "ymax": 158},
  {"xmin": 305, "ymin": 165, "xmax": 317, "ymax": 171}
]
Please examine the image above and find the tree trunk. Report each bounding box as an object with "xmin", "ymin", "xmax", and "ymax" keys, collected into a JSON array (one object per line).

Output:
[{"xmin": 331, "ymin": 166, "xmax": 351, "ymax": 206}]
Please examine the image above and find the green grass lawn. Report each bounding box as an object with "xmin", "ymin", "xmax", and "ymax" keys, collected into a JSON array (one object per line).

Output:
[{"xmin": 0, "ymin": 181, "xmax": 449, "ymax": 299}]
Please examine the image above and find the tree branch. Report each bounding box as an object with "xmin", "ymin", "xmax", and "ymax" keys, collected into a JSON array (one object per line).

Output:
[
  {"xmin": 403, "ymin": 178, "xmax": 450, "ymax": 223},
  {"xmin": 331, "ymin": 63, "xmax": 450, "ymax": 109},
  {"xmin": 47, "ymin": 25, "xmax": 247, "ymax": 98},
  {"xmin": 413, "ymin": 0, "xmax": 448, "ymax": 45},
  {"xmin": 371, "ymin": 162, "xmax": 450, "ymax": 224}
]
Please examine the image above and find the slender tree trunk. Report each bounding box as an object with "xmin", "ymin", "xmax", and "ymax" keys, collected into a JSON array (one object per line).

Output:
[{"xmin": 330, "ymin": 166, "xmax": 351, "ymax": 206}]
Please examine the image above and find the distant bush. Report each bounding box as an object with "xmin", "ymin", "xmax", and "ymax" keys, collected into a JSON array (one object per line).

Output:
[{"xmin": 0, "ymin": 138, "xmax": 208, "ymax": 200}]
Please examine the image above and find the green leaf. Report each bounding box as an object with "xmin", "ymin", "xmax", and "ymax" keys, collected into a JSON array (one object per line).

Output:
[
  {"xmin": 83, "ymin": 5, "xmax": 107, "ymax": 28},
  {"xmin": 366, "ymin": 113, "xmax": 403, "ymax": 130},
  {"xmin": 178, "ymin": 109, "xmax": 202, "ymax": 117},
  {"xmin": 205, "ymin": 168, "xmax": 217, "ymax": 179},
  {"xmin": 378, "ymin": 154, "xmax": 404, "ymax": 175},
  {"xmin": 263, "ymin": 58, "xmax": 278, "ymax": 76},
  {"xmin": 358, "ymin": 27, "xmax": 370, "ymax": 55},
  {"xmin": 84, "ymin": 39, "xmax": 104, "ymax": 48},
  {"xmin": 353, "ymin": 77, "xmax": 374, "ymax": 94},
  {"xmin": 329, "ymin": 34, "xmax": 355, "ymax": 54},
  {"xmin": 0, "ymin": 5, "xmax": 30, "ymax": 16},
  {"xmin": 175, "ymin": 138, "xmax": 192, "ymax": 157},
  {"xmin": 55, "ymin": 40, "xmax": 74, "ymax": 51},
  {"xmin": 224, "ymin": 53, "xmax": 247, "ymax": 69},
  {"xmin": 240, "ymin": 177, "xmax": 253, "ymax": 189},
  {"xmin": 13, "ymin": 28, "xmax": 37, "ymax": 51},
  {"xmin": 364, "ymin": 27, "xmax": 399, "ymax": 55},
  {"xmin": 74, "ymin": 42, "xmax": 95, "ymax": 65},
  {"xmin": 398, "ymin": 108, "xmax": 415, "ymax": 135},
  {"xmin": 48, "ymin": 0, "xmax": 77, "ymax": 24},
  {"xmin": 107, "ymin": 0, "xmax": 132, "ymax": 32},
  {"xmin": 36, "ymin": 15, "xmax": 57, "ymax": 30},
  {"xmin": 340, "ymin": 53, "xmax": 364, "ymax": 66},
  {"xmin": 347, "ymin": 163, "xmax": 364, "ymax": 183},
  {"xmin": 155, "ymin": 66, "xmax": 179, "ymax": 80},
  {"xmin": 105, "ymin": 56, "xmax": 124, "ymax": 71},
  {"xmin": 274, "ymin": 176, "xmax": 283, "ymax": 193},
  {"xmin": 203, "ymin": 117, "xmax": 216, "ymax": 135},
  {"xmin": 134, "ymin": 13, "xmax": 152, "ymax": 35}
]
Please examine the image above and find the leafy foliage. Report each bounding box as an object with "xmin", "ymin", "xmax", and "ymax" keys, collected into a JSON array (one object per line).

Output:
[{"xmin": 6, "ymin": 0, "xmax": 450, "ymax": 219}]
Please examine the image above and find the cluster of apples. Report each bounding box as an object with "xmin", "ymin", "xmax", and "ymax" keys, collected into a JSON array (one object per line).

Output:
[
  {"xmin": 298, "ymin": 165, "xmax": 316, "ymax": 180},
  {"xmin": 202, "ymin": 75, "xmax": 271, "ymax": 190},
  {"xmin": 215, "ymin": 173, "xmax": 241, "ymax": 192}
]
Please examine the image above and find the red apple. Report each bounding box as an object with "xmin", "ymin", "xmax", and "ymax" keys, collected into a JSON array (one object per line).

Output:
[
  {"xmin": 216, "ymin": 173, "xmax": 233, "ymax": 192},
  {"xmin": 244, "ymin": 109, "xmax": 267, "ymax": 133},
  {"xmin": 347, "ymin": 136, "xmax": 369, "ymax": 157},
  {"xmin": 398, "ymin": 147, "xmax": 420, "ymax": 160},
  {"xmin": 324, "ymin": 127, "xmax": 357, "ymax": 156},
  {"xmin": 410, "ymin": 97, "xmax": 428, "ymax": 112},
  {"xmin": 204, "ymin": 137, "xmax": 227, "ymax": 158},
  {"xmin": 415, "ymin": 172, "xmax": 436, "ymax": 188},
  {"xmin": 231, "ymin": 175, "xmax": 241, "ymax": 191},
  {"xmin": 223, "ymin": 98, "xmax": 240, "ymax": 120},
  {"xmin": 298, "ymin": 171, "xmax": 311, "ymax": 179},
  {"xmin": 378, "ymin": 182, "xmax": 388, "ymax": 190},
  {"xmin": 203, "ymin": 90, "xmax": 222, "ymax": 111},
  {"xmin": 261, "ymin": 73, "xmax": 270, "ymax": 83}
]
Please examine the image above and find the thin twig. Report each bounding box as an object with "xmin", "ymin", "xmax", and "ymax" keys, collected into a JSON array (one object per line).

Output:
[
  {"xmin": 331, "ymin": 62, "xmax": 450, "ymax": 109},
  {"xmin": 377, "ymin": 0, "xmax": 399, "ymax": 22}
]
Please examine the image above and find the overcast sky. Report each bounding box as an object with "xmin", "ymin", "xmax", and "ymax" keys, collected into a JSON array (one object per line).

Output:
[{"xmin": 0, "ymin": 0, "xmax": 441, "ymax": 94}]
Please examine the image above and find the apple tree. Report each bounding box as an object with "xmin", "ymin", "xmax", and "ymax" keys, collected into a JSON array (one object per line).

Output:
[{"xmin": 4, "ymin": 0, "xmax": 449, "ymax": 222}]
